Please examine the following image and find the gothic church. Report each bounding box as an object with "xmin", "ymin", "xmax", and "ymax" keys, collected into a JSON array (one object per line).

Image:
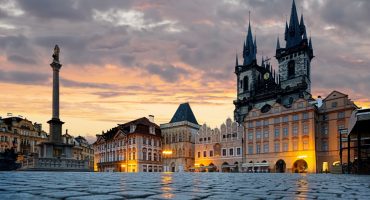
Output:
[{"xmin": 234, "ymin": 0, "xmax": 314, "ymax": 123}]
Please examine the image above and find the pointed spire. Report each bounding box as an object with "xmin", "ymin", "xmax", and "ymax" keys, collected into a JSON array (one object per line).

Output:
[
  {"xmin": 286, "ymin": 0, "xmax": 302, "ymax": 48},
  {"xmin": 276, "ymin": 36, "xmax": 281, "ymax": 49},
  {"xmin": 284, "ymin": 21, "xmax": 289, "ymax": 41},
  {"xmin": 300, "ymin": 14, "xmax": 306, "ymax": 35},
  {"xmin": 243, "ymin": 11, "xmax": 257, "ymax": 66},
  {"xmin": 309, "ymin": 36, "xmax": 313, "ymax": 49},
  {"xmin": 235, "ymin": 53, "xmax": 239, "ymax": 66},
  {"xmin": 261, "ymin": 55, "xmax": 264, "ymax": 66}
]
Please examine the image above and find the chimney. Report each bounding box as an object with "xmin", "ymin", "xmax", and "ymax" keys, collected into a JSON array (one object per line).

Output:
[
  {"xmin": 148, "ymin": 115, "xmax": 154, "ymax": 123},
  {"xmin": 317, "ymin": 96, "xmax": 323, "ymax": 108}
]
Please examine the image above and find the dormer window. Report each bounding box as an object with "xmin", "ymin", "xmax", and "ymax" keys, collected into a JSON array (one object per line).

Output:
[
  {"xmin": 149, "ymin": 126, "xmax": 155, "ymax": 134},
  {"xmin": 130, "ymin": 125, "xmax": 136, "ymax": 133}
]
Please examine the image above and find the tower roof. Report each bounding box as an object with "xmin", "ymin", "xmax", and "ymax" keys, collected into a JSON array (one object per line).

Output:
[
  {"xmin": 242, "ymin": 14, "xmax": 257, "ymax": 66},
  {"xmin": 285, "ymin": 0, "xmax": 302, "ymax": 48},
  {"xmin": 170, "ymin": 103, "xmax": 198, "ymax": 125}
]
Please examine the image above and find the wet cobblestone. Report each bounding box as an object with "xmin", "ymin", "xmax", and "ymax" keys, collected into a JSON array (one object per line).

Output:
[{"xmin": 0, "ymin": 172, "xmax": 370, "ymax": 199}]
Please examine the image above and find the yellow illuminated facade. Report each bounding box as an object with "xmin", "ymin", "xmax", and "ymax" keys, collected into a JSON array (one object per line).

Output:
[
  {"xmin": 243, "ymin": 91, "xmax": 357, "ymax": 173},
  {"xmin": 194, "ymin": 118, "xmax": 244, "ymax": 172},
  {"xmin": 93, "ymin": 116, "xmax": 163, "ymax": 172}
]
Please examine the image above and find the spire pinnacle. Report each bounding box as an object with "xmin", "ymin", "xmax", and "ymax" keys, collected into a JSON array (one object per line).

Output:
[
  {"xmin": 286, "ymin": 0, "xmax": 302, "ymax": 48},
  {"xmin": 276, "ymin": 36, "xmax": 281, "ymax": 49},
  {"xmin": 243, "ymin": 12, "xmax": 257, "ymax": 66},
  {"xmin": 235, "ymin": 53, "xmax": 239, "ymax": 66}
]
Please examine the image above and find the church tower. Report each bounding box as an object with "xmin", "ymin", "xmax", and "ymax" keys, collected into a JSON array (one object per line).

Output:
[{"xmin": 276, "ymin": 0, "xmax": 313, "ymax": 100}]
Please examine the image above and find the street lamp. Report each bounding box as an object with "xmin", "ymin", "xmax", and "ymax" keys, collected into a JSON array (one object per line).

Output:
[{"xmin": 162, "ymin": 150, "xmax": 172, "ymax": 172}]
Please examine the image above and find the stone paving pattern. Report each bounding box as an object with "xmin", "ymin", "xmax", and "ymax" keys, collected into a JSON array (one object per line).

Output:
[{"xmin": 0, "ymin": 172, "xmax": 370, "ymax": 199}]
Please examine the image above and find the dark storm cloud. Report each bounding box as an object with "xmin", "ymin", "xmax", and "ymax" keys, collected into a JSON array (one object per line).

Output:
[
  {"xmin": 0, "ymin": 0, "xmax": 369, "ymax": 100},
  {"xmin": 7, "ymin": 54, "xmax": 37, "ymax": 65},
  {"xmin": 16, "ymin": 0, "xmax": 87, "ymax": 21},
  {"xmin": 146, "ymin": 63, "xmax": 188, "ymax": 82},
  {"xmin": 0, "ymin": 70, "xmax": 49, "ymax": 85}
]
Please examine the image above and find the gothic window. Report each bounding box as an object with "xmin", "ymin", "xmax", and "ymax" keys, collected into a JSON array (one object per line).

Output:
[
  {"xmin": 243, "ymin": 76, "xmax": 249, "ymax": 92},
  {"xmin": 288, "ymin": 60, "xmax": 295, "ymax": 78},
  {"xmin": 240, "ymin": 80, "xmax": 243, "ymax": 89}
]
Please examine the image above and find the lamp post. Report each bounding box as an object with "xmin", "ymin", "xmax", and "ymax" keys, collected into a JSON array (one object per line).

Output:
[{"xmin": 163, "ymin": 150, "xmax": 173, "ymax": 172}]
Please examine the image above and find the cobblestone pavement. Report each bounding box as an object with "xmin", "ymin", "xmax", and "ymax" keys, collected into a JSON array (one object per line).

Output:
[{"xmin": 0, "ymin": 172, "xmax": 370, "ymax": 200}]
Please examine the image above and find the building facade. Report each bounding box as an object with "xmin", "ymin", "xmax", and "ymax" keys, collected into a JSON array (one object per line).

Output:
[
  {"xmin": 316, "ymin": 91, "xmax": 358, "ymax": 172},
  {"xmin": 233, "ymin": 0, "xmax": 358, "ymax": 173},
  {"xmin": 94, "ymin": 117, "xmax": 162, "ymax": 172},
  {"xmin": 161, "ymin": 103, "xmax": 200, "ymax": 172},
  {"xmin": 195, "ymin": 118, "xmax": 244, "ymax": 172},
  {"xmin": 0, "ymin": 116, "xmax": 48, "ymax": 157},
  {"xmin": 62, "ymin": 131, "xmax": 94, "ymax": 171}
]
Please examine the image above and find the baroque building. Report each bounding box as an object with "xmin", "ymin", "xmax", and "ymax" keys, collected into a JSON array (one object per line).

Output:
[
  {"xmin": 0, "ymin": 116, "xmax": 48, "ymax": 156},
  {"xmin": 94, "ymin": 116, "xmax": 162, "ymax": 172},
  {"xmin": 194, "ymin": 118, "xmax": 244, "ymax": 172},
  {"xmin": 233, "ymin": 0, "xmax": 358, "ymax": 173},
  {"xmin": 160, "ymin": 103, "xmax": 200, "ymax": 172}
]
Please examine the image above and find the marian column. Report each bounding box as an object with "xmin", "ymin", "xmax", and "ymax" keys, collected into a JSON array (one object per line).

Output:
[{"xmin": 47, "ymin": 45, "xmax": 64, "ymax": 143}]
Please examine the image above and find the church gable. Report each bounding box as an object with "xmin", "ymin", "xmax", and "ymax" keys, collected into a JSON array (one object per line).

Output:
[{"xmin": 323, "ymin": 90, "xmax": 347, "ymax": 101}]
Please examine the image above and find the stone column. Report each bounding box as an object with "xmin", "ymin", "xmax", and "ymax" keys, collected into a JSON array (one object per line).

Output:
[{"xmin": 47, "ymin": 45, "xmax": 64, "ymax": 144}]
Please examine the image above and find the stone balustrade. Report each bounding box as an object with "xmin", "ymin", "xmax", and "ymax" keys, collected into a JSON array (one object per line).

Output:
[{"xmin": 21, "ymin": 157, "xmax": 89, "ymax": 171}]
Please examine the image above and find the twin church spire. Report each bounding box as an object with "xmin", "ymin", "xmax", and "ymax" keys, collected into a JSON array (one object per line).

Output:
[{"xmin": 238, "ymin": 0, "xmax": 313, "ymax": 67}]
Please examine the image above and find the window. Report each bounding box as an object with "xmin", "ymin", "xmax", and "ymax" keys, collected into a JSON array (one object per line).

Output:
[
  {"xmin": 256, "ymin": 121, "xmax": 262, "ymax": 127},
  {"xmin": 331, "ymin": 102, "xmax": 338, "ymax": 108},
  {"xmin": 293, "ymin": 125, "xmax": 298, "ymax": 136},
  {"xmin": 283, "ymin": 142, "xmax": 288, "ymax": 151},
  {"xmin": 303, "ymin": 112, "xmax": 309, "ymax": 120},
  {"xmin": 338, "ymin": 124, "xmax": 345, "ymax": 132},
  {"xmin": 283, "ymin": 116, "xmax": 289, "ymax": 123},
  {"xmin": 142, "ymin": 151, "xmax": 147, "ymax": 160},
  {"xmin": 338, "ymin": 112, "xmax": 345, "ymax": 119},
  {"xmin": 149, "ymin": 126, "xmax": 155, "ymax": 134},
  {"xmin": 148, "ymin": 152, "xmax": 152, "ymax": 161},
  {"xmin": 263, "ymin": 120, "xmax": 269, "ymax": 126},
  {"xmin": 256, "ymin": 144, "xmax": 261, "ymax": 154},
  {"xmin": 293, "ymin": 141, "xmax": 298, "ymax": 151},
  {"xmin": 148, "ymin": 138, "xmax": 152, "ymax": 146},
  {"xmin": 240, "ymin": 80, "xmax": 243, "ymax": 89},
  {"xmin": 297, "ymin": 102, "xmax": 304, "ymax": 108},
  {"xmin": 133, "ymin": 137, "xmax": 136, "ymax": 144},
  {"xmin": 263, "ymin": 144, "xmax": 269, "ymax": 153},
  {"xmin": 274, "ymin": 108, "xmax": 280, "ymax": 113},
  {"xmin": 248, "ymin": 132, "xmax": 253, "ymax": 140},
  {"xmin": 303, "ymin": 124, "xmax": 309, "ymax": 135},
  {"xmin": 274, "ymin": 117, "xmax": 280, "ymax": 124},
  {"xmin": 256, "ymin": 130, "xmax": 261, "ymax": 139},
  {"xmin": 243, "ymin": 76, "xmax": 249, "ymax": 92},
  {"xmin": 288, "ymin": 60, "xmax": 295, "ymax": 78},
  {"xmin": 323, "ymin": 114, "xmax": 329, "ymax": 121},
  {"xmin": 248, "ymin": 122, "xmax": 254, "ymax": 128},
  {"xmin": 237, "ymin": 147, "xmax": 241, "ymax": 156},
  {"xmin": 130, "ymin": 125, "xmax": 136, "ymax": 133},
  {"xmin": 274, "ymin": 143, "xmax": 280, "ymax": 152},
  {"xmin": 322, "ymin": 125, "xmax": 328, "ymax": 135},
  {"xmin": 322, "ymin": 141, "xmax": 328, "ymax": 151},
  {"xmin": 203, "ymin": 151, "xmax": 207, "ymax": 157},
  {"xmin": 197, "ymin": 152, "xmax": 200, "ymax": 158},
  {"xmin": 274, "ymin": 127, "xmax": 280, "ymax": 138},
  {"xmin": 248, "ymin": 145, "xmax": 253, "ymax": 154},
  {"xmin": 222, "ymin": 149, "xmax": 227, "ymax": 156},
  {"xmin": 263, "ymin": 129, "xmax": 269, "ymax": 139},
  {"xmin": 210, "ymin": 150, "xmax": 214, "ymax": 157},
  {"xmin": 303, "ymin": 140, "xmax": 309, "ymax": 150},
  {"xmin": 293, "ymin": 114, "xmax": 299, "ymax": 121},
  {"xmin": 229, "ymin": 148, "xmax": 234, "ymax": 156},
  {"xmin": 283, "ymin": 127, "xmax": 288, "ymax": 137}
]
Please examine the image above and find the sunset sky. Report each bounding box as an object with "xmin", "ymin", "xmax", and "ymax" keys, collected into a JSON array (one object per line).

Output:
[{"xmin": 0, "ymin": 0, "xmax": 369, "ymax": 142}]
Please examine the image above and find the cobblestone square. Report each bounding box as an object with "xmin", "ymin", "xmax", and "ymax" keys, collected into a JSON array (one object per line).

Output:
[{"xmin": 0, "ymin": 172, "xmax": 370, "ymax": 199}]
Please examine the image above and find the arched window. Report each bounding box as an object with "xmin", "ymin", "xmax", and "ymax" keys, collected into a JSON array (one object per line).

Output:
[
  {"xmin": 243, "ymin": 76, "xmax": 249, "ymax": 92},
  {"xmin": 288, "ymin": 60, "xmax": 295, "ymax": 78}
]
